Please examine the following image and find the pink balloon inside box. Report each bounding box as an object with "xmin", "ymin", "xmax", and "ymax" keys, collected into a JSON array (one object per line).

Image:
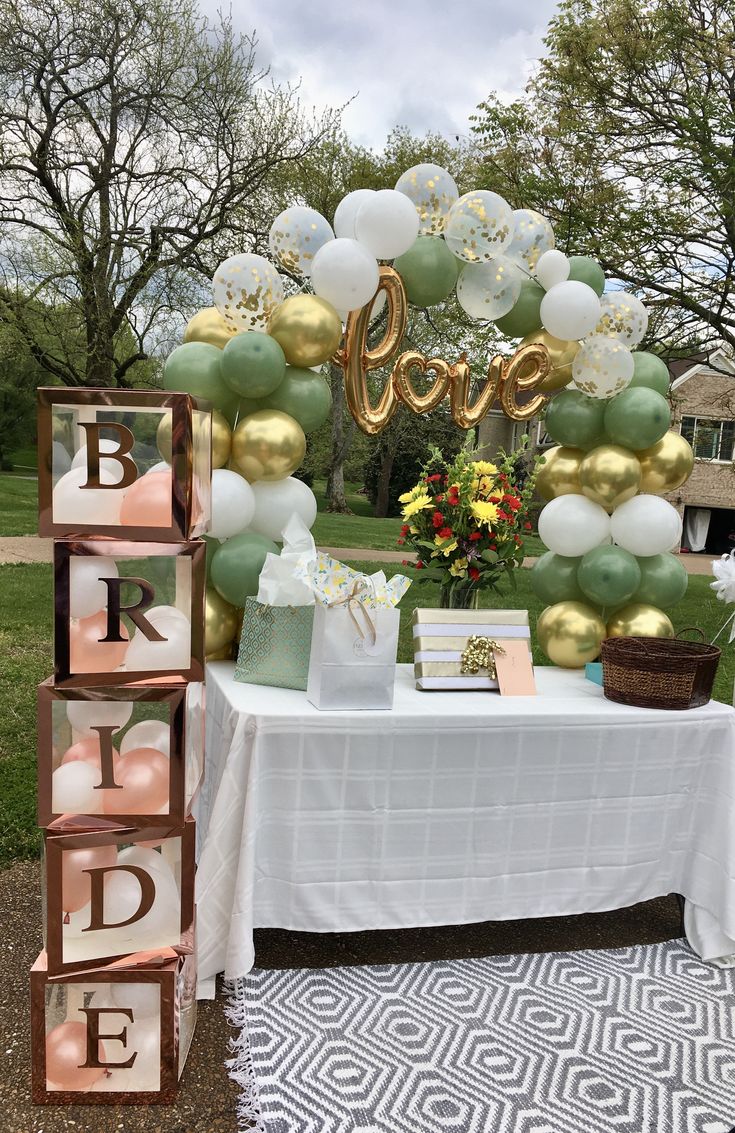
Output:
[
  {"xmin": 30, "ymin": 947, "xmax": 197, "ymax": 1104},
  {"xmin": 37, "ymin": 387, "xmax": 212, "ymax": 542}
]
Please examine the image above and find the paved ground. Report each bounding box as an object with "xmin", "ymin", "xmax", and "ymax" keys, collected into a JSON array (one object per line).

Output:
[{"xmin": 1, "ymin": 855, "xmax": 683, "ymax": 1132}]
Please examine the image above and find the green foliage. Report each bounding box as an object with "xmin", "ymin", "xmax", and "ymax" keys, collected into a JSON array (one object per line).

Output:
[{"xmin": 363, "ymin": 406, "xmax": 467, "ymax": 517}]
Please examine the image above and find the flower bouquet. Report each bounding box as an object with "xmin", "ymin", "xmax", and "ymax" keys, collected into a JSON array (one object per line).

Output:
[{"xmin": 397, "ymin": 444, "xmax": 538, "ymax": 609}]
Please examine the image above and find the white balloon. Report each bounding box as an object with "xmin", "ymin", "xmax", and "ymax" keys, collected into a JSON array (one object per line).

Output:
[
  {"xmin": 394, "ymin": 163, "xmax": 459, "ymax": 236},
  {"xmin": 540, "ymin": 280, "xmax": 602, "ymax": 341},
  {"xmin": 535, "ymin": 249, "xmax": 570, "ymax": 291},
  {"xmin": 444, "ymin": 190, "xmax": 514, "ymax": 263},
  {"xmin": 146, "ymin": 460, "xmax": 170, "ymax": 474},
  {"xmin": 538, "ymin": 494, "xmax": 612, "ymax": 557},
  {"xmin": 52, "ymin": 441, "xmax": 72, "ymax": 477},
  {"xmin": 52, "ymin": 461, "xmax": 131, "ymax": 527},
  {"xmin": 67, "ymin": 700, "xmax": 133, "ymax": 735},
  {"xmin": 95, "ymin": 859, "xmax": 180, "ymax": 943},
  {"xmin": 595, "ymin": 291, "xmax": 648, "ymax": 347},
  {"xmin": 572, "ymin": 335, "xmax": 634, "ymax": 399},
  {"xmin": 354, "ymin": 188, "xmax": 420, "ymax": 259},
  {"xmin": 92, "ymin": 1018, "xmax": 161, "ymax": 1092},
  {"xmin": 210, "ymin": 468, "xmax": 255, "ymax": 539},
  {"xmin": 455, "ymin": 258, "xmax": 523, "ymax": 320},
  {"xmin": 506, "ymin": 208, "xmax": 555, "ymax": 272},
  {"xmin": 110, "ymin": 980, "xmax": 161, "ymax": 1020},
  {"xmin": 120, "ymin": 719, "xmax": 170, "ymax": 758},
  {"xmin": 125, "ymin": 618, "xmax": 190, "ymax": 672},
  {"xmin": 71, "ymin": 439, "xmax": 129, "ymax": 471},
  {"xmin": 212, "ymin": 253, "xmax": 284, "ymax": 333},
  {"xmin": 311, "ymin": 238, "xmax": 379, "ymax": 313},
  {"xmin": 68, "ymin": 556, "xmax": 119, "ymax": 620},
  {"xmin": 118, "ymin": 845, "xmax": 176, "ymax": 886},
  {"xmin": 334, "ymin": 189, "xmax": 376, "ymax": 239},
  {"xmin": 268, "ymin": 205, "xmax": 334, "ymax": 277},
  {"xmin": 249, "ymin": 478, "xmax": 318, "ymax": 542},
  {"xmin": 51, "ymin": 761, "xmax": 102, "ymax": 815},
  {"xmin": 610, "ymin": 495, "xmax": 683, "ymax": 556}
]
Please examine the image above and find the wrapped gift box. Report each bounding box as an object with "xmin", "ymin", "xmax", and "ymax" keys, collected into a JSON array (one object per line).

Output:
[
  {"xmin": 31, "ymin": 949, "xmax": 196, "ymax": 1104},
  {"xmin": 37, "ymin": 387, "xmax": 212, "ymax": 541},
  {"xmin": 37, "ymin": 681, "xmax": 204, "ymax": 828},
  {"xmin": 43, "ymin": 820, "xmax": 195, "ymax": 976},
  {"xmin": 412, "ymin": 608, "xmax": 532, "ymax": 690}
]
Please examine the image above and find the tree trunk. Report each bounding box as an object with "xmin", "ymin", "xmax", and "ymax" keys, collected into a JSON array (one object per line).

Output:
[
  {"xmin": 374, "ymin": 448, "xmax": 394, "ymax": 518},
  {"xmin": 326, "ymin": 362, "xmax": 353, "ymax": 513}
]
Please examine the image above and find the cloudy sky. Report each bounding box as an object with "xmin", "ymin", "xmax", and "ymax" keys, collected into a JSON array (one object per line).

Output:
[{"xmin": 205, "ymin": 0, "xmax": 562, "ymax": 148}]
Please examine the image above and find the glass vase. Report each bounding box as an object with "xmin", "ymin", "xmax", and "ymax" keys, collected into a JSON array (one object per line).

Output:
[{"xmin": 439, "ymin": 582, "xmax": 480, "ymax": 610}]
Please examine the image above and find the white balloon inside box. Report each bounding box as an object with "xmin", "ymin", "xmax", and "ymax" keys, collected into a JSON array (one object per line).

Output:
[{"xmin": 52, "ymin": 461, "xmax": 132, "ymax": 527}]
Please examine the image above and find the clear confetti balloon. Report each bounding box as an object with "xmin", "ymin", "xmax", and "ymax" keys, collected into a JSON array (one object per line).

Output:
[
  {"xmin": 506, "ymin": 209, "xmax": 555, "ymax": 273},
  {"xmin": 212, "ymin": 253, "xmax": 284, "ymax": 333},
  {"xmin": 455, "ymin": 258, "xmax": 523, "ymax": 320},
  {"xmin": 268, "ymin": 206, "xmax": 334, "ymax": 277},
  {"xmin": 394, "ymin": 163, "xmax": 459, "ymax": 236},
  {"xmin": 444, "ymin": 190, "xmax": 514, "ymax": 263},
  {"xmin": 572, "ymin": 335, "xmax": 635, "ymax": 399},
  {"xmin": 595, "ymin": 291, "xmax": 648, "ymax": 347}
]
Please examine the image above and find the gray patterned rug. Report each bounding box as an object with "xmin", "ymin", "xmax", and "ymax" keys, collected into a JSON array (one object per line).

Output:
[{"xmin": 226, "ymin": 940, "xmax": 735, "ymax": 1133}]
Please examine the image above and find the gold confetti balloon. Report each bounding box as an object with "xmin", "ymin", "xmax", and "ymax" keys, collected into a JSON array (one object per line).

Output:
[
  {"xmin": 505, "ymin": 208, "xmax": 555, "ymax": 273},
  {"xmin": 579, "ymin": 444, "xmax": 642, "ymax": 511},
  {"xmin": 231, "ymin": 410, "xmax": 306, "ymax": 483},
  {"xmin": 157, "ymin": 409, "xmax": 231, "ymax": 469},
  {"xmin": 394, "ymin": 163, "xmax": 459, "ymax": 236},
  {"xmin": 572, "ymin": 335, "xmax": 634, "ymax": 399},
  {"xmin": 520, "ymin": 328, "xmax": 579, "ymax": 392},
  {"xmin": 268, "ymin": 206, "xmax": 334, "ymax": 277},
  {"xmin": 537, "ymin": 601, "xmax": 607, "ymax": 668},
  {"xmin": 205, "ymin": 587, "xmax": 239, "ymax": 654},
  {"xmin": 443, "ymin": 190, "xmax": 514, "ymax": 263},
  {"xmin": 606, "ymin": 603, "xmax": 674, "ymax": 638},
  {"xmin": 184, "ymin": 307, "xmax": 238, "ymax": 351},
  {"xmin": 536, "ymin": 445, "xmax": 584, "ymax": 501},
  {"xmin": 212, "ymin": 253, "xmax": 284, "ymax": 333},
  {"xmin": 268, "ymin": 295, "xmax": 342, "ymax": 368},
  {"xmin": 637, "ymin": 431, "xmax": 694, "ymax": 495},
  {"xmin": 594, "ymin": 291, "xmax": 648, "ymax": 347}
]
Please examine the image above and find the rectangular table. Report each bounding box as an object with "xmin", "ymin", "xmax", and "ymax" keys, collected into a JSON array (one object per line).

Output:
[{"xmin": 195, "ymin": 662, "xmax": 735, "ymax": 998}]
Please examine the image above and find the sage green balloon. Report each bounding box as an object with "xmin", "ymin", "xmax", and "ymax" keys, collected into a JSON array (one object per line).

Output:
[
  {"xmin": 545, "ymin": 390, "xmax": 608, "ymax": 449},
  {"xmin": 577, "ymin": 545, "xmax": 641, "ymax": 608},
  {"xmin": 258, "ymin": 366, "xmax": 332, "ymax": 434},
  {"xmin": 394, "ymin": 236, "xmax": 460, "ymax": 307},
  {"xmin": 223, "ymin": 397, "xmax": 261, "ymax": 428},
  {"xmin": 633, "ymin": 553, "xmax": 688, "ymax": 608},
  {"xmin": 494, "ymin": 279, "xmax": 545, "ymax": 338},
  {"xmin": 604, "ymin": 387, "xmax": 670, "ymax": 450},
  {"xmin": 221, "ymin": 331, "xmax": 286, "ymax": 399},
  {"xmin": 531, "ymin": 552, "xmax": 585, "ymax": 605},
  {"xmin": 630, "ymin": 351, "xmax": 670, "ymax": 397},
  {"xmin": 202, "ymin": 534, "xmax": 218, "ymax": 584},
  {"xmin": 567, "ymin": 255, "xmax": 605, "ymax": 297},
  {"xmin": 163, "ymin": 342, "xmax": 240, "ymax": 417},
  {"xmin": 210, "ymin": 532, "xmax": 278, "ymax": 608}
]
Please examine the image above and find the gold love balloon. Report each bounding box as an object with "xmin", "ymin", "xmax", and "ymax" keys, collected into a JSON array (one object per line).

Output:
[
  {"xmin": 537, "ymin": 601, "xmax": 607, "ymax": 668},
  {"xmin": 637, "ymin": 431, "xmax": 694, "ymax": 494},
  {"xmin": 268, "ymin": 294, "xmax": 342, "ymax": 368},
  {"xmin": 157, "ymin": 409, "xmax": 231, "ymax": 469},
  {"xmin": 520, "ymin": 328, "xmax": 579, "ymax": 392},
  {"xmin": 579, "ymin": 444, "xmax": 642, "ymax": 512},
  {"xmin": 184, "ymin": 306, "xmax": 238, "ymax": 350},
  {"xmin": 205, "ymin": 587, "xmax": 239, "ymax": 654},
  {"xmin": 536, "ymin": 446, "xmax": 584, "ymax": 501},
  {"xmin": 231, "ymin": 410, "xmax": 306, "ymax": 482},
  {"xmin": 393, "ymin": 352, "xmax": 451, "ymax": 413},
  {"xmin": 607, "ymin": 603, "xmax": 674, "ymax": 638}
]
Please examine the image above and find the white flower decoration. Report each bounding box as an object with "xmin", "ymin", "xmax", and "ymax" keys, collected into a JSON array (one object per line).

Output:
[{"xmin": 711, "ymin": 550, "xmax": 735, "ymax": 604}]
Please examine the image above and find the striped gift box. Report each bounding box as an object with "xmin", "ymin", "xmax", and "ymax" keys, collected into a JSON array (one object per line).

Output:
[{"xmin": 412, "ymin": 608, "xmax": 532, "ymax": 690}]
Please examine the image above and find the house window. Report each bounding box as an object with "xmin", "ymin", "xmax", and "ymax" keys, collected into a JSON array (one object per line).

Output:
[
  {"xmin": 681, "ymin": 417, "xmax": 735, "ymax": 462},
  {"xmin": 536, "ymin": 422, "xmax": 555, "ymax": 448}
]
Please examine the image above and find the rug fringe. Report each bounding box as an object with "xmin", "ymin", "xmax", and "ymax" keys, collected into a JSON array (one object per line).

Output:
[{"xmin": 224, "ymin": 979, "xmax": 266, "ymax": 1133}]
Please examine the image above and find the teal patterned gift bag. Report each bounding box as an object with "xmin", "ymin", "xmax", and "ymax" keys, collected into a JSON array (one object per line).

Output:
[{"xmin": 235, "ymin": 597, "xmax": 314, "ymax": 690}]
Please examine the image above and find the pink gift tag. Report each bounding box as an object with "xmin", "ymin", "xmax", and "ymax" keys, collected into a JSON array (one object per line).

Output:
[{"xmin": 495, "ymin": 640, "xmax": 536, "ymax": 696}]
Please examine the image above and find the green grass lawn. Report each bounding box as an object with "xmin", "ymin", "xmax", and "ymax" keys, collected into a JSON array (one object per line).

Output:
[{"xmin": 0, "ymin": 475, "xmax": 38, "ymax": 535}]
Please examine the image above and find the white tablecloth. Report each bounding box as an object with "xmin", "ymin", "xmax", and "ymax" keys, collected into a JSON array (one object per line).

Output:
[{"xmin": 195, "ymin": 663, "xmax": 735, "ymax": 998}]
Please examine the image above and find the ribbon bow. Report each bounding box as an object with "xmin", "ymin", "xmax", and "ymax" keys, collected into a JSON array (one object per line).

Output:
[
  {"xmin": 460, "ymin": 635, "xmax": 506, "ymax": 677},
  {"xmin": 330, "ymin": 579, "xmax": 377, "ymax": 646}
]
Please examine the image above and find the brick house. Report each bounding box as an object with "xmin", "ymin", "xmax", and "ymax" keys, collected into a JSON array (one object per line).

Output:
[{"xmin": 476, "ymin": 349, "xmax": 735, "ymax": 553}]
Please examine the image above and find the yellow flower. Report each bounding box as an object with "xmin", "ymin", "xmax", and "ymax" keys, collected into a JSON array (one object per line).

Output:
[
  {"xmin": 431, "ymin": 539, "xmax": 458, "ymax": 557},
  {"xmin": 471, "ymin": 500, "xmax": 499, "ymax": 527},
  {"xmin": 402, "ymin": 493, "xmax": 433, "ymax": 519},
  {"xmin": 472, "ymin": 461, "xmax": 498, "ymax": 476},
  {"xmin": 449, "ymin": 557, "xmax": 468, "ymax": 577},
  {"xmin": 472, "ymin": 475, "xmax": 497, "ymax": 496},
  {"xmin": 398, "ymin": 487, "xmax": 419, "ymax": 504}
]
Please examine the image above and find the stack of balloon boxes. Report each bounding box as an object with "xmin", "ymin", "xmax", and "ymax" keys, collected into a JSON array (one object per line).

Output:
[{"xmin": 31, "ymin": 388, "xmax": 211, "ymax": 1104}]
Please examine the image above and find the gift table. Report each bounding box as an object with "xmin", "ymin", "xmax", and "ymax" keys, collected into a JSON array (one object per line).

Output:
[{"xmin": 195, "ymin": 662, "xmax": 735, "ymax": 998}]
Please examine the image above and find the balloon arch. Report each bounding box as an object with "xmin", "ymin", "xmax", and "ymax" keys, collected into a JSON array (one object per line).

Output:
[{"xmin": 163, "ymin": 163, "xmax": 693, "ymax": 668}]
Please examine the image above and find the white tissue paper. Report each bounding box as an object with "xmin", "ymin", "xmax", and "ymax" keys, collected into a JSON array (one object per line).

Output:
[{"xmin": 256, "ymin": 515, "xmax": 316, "ymax": 607}]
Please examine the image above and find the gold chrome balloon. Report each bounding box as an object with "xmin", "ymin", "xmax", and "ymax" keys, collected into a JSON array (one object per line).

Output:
[
  {"xmin": 607, "ymin": 603, "xmax": 675, "ymax": 638},
  {"xmin": 579, "ymin": 444, "xmax": 642, "ymax": 512},
  {"xmin": 205, "ymin": 587, "xmax": 239, "ymax": 654},
  {"xmin": 206, "ymin": 643, "xmax": 236, "ymax": 662},
  {"xmin": 268, "ymin": 294, "xmax": 342, "ymax": 368},
  {"xmin": 184, "ymin": 306, "xmax": 238, "ymax": 350},
  {"xmin": 339, "ymin": 265, "xmax": 405, "ymax": 435},
  {"xmin": 520, "ymin": 328, "xmax": 579, "ymax": 392},
  {"xmin": 637, "ymin": 431, "xmax": 694, "ymax": 495},
  {"xmin": 157, "ymin": 409, "xmax": 231, "ymax": 470},
  {"xmin": 537, "ymin": 601, "xmax": 607, "ymax": 668},
  {"xmin": 536, "ymin": 446, "xmax": 584, "ymax": 501},
  {"xmin": 231, "ymin": 410, "xmax": 306, "ymax": 483},
  {"xmin": 499, "ymin": 343, "xmax": 550, "ymax": 422}
]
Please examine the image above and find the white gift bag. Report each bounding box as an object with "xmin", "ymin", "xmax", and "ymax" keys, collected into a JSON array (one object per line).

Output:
[{"xmin": 306, "ymin": 601, "xmax": 400, "ymax": 710}]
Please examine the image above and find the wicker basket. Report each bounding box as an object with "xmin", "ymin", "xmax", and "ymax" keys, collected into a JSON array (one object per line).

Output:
[{"xmin": 601, "ymin": 632, "xmax": 721, "ymax": 711}]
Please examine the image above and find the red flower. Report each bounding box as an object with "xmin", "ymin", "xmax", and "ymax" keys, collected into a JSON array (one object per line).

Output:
[
  {"xmin": 469, "ymin": 566, "xmax": 480, "ymax": 581},
  {"xmin": 432, "ymin": 510, "xmax": 445, "ymax": 529},
  {"xmin": 489, "ymin": 495, "xmax": 500, "ymax": 504},
  {"xmin": 447, "ymin": 490, "xmax": 459, "ymax": 505},
  {"xmin": 397, "ymin": 538, "xmax": 405, "ymax": 546},
  {"xmin": 438, "ymin": 526, "xmax": 453, "ymax": 539},
  {"xmin": 400, "ymin": 524, "xmax": 410, "ymax": 536},
  {"xmin": 524, "ymin": 521, "xmax": 532, "ymax": 530},
  {"xmin": 426, "ymin": 473, "xmax": 442, "ymax": 483},
  {"xmin": 504, "ymin": 495, "xmax": 521, "ymax": 511},
  {"xmin": 416, "ymin": 561, "xmax": 425, "ymax": 570},
  {"xmin": 514, "ymin": 534, "xmax": 522, "ymax": 544},
  {"xmin": 488, "ymin": 542, "xmax": 497, "ymax": 551},
  {"xmin": 469, "ymin": 531, "xmax": 483, "ymax": 542},
  {"xmin": 435, "ymin": 494, "xmax": 444, "ymax": 503}
]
